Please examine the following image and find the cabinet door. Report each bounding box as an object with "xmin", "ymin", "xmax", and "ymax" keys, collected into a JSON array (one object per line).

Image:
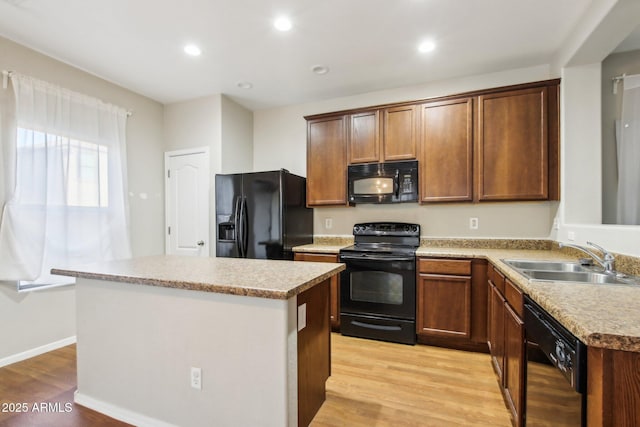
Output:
[
  {"xmin": 488, "ymin": 281, "xmax": 506, "ymax": 382},
  {"xmin": 349, "ymin": 111, "xmax": 380, "ymax": 164},
  {"xmin": 382, "ymin": 105, "xmax": 418, "ymax": 161},
  {"xmin": 504, "ymin": 302, "xmax": 525, "ymax": 427},
  {"xmin": 477, "ymin": 86, "xmax": 548, "ymax": 200},
  {"xmin": 294, "ymin": 252, "xmax": 340, "ymax": 330},
  {"xmin": 307, "ymin": 116, "xmax": 348, "ymax": 206},
  {"xmin": 419, "ymin": 98, "xmax": 474, "ymax": 202},
  {"xmin": 417, "ymin": 273, "xmax": 471, "ymax": 338}
]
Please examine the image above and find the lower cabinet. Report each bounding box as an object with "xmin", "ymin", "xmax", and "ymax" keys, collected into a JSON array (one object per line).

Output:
[
  {"xmin": 487, "ymin": 263, "xmax": 524, "ymax": 427},
  {"xmin": 296, "ymin": 279, "xmax": 330, "ymax": 427},
  {"xmin": 294, "ymin": 252, "xmax": 340, "ymax": 330},
  {"xmin": 416, "ymin": 257, "xmax": 488, "ymax": 351},
  {"xmin": 503, "ymin": 299, "xmax": 524, "ymax": 426},
  {"xmin": 488, "ymin": 276, "xmax": 506, "ymax": 380}
]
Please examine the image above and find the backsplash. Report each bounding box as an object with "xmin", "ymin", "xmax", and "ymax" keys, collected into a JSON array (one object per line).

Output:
[
  {"xmin": 551, "ymin": 242, "xmax": 640, "ymax": 277},
  {"xmin": 419, "ymin": 238, "xmax": 551, "ymax": 250}
]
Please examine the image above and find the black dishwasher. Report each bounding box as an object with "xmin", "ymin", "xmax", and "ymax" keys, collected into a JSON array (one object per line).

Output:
[{"xmin": 524, "ymin": 295, "xmax": 587, "ymax": 426}]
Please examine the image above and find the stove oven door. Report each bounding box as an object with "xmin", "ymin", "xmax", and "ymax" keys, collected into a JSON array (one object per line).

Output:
[{"xmin": 339, "ymin": 253, "xmax": 416, "ymax": 344}]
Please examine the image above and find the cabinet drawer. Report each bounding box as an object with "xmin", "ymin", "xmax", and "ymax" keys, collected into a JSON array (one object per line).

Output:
[
  {"xmin": 504, "ymin": 279, "xmax": 523, "ymax": 318},
  {"xmin": 419, "ymin": 258, "xmax": 471, "ymax": 275},
  {"xmin": 490, "ymin": 264, "xmax": 506, "ymax": 294},
  {"xmin": 294, "ymin": 253, "xmax": 339, "ymax": 263}
]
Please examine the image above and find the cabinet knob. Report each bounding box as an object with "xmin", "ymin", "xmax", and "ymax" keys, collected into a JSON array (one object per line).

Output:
[{"xmin": 197, "ymin": 240, "xmax": 205, "ymax": 246}]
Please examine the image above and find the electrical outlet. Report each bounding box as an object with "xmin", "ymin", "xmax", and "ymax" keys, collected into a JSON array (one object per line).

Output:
[
  {"xmin": 298, "ymin": 303, "xmax": 307, "ymax": 332},
  {"xmin": 325, "ymin": 218, "xmax": 333, "ymax": 229},
  {"xmin": 553, "ymin": 218, "xmax": 559, "ymax": 230},
  {"xmin": 567, "ymin": 231, "xmax": 576, "ymax": 241},
  {"xmin": 469, "ymin": 217, "xmax": 479, "ymax": 230},
  {"xmin": 191, "ymin": 367, "xmax": 202, "ymax": 390}
]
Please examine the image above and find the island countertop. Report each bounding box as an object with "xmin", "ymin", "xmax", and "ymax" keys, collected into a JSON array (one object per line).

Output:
[{"xmin": 52, "ymin": 255, "xmax": 345, "ymax": 300}]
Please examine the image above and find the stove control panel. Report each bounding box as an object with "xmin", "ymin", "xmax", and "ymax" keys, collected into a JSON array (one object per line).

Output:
[{"xmin": 352, "ymin": 222, "xmax": 420, "ymax": 237}]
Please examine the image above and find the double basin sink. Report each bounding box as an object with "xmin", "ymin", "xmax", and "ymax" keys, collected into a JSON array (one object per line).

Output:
[{"xmin": 502, "ymin": 259, "xmax": 640, "ymax": 286}]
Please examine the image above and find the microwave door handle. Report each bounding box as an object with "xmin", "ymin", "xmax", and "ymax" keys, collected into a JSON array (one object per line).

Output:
[{"xmin": 394, "ymin": 169, "xmax": 399, "ymax": 197}]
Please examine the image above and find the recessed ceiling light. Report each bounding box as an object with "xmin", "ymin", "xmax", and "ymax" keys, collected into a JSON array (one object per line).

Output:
[
  {"xmin": 237, "ymin": 81, "xmax": 253, "ymax": 89},
  {"xmin": 418, "ymin": 40, "xmax": 436, "ymax": 53},
  {"xmin": 311, "ymin": 65, "xmax": 330, "ymax": 75},
  {"xmin": 274, "ymin": 16, "xmax": 293, "ymax": 32},
  {"xmin": 184, "ymin": 44, "xmax": 202, "ymax": 56}
]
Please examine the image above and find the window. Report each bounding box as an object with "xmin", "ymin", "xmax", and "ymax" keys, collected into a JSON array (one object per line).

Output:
[
  {"xmin": 0, "ymin": 73, "xmax": 131, "ymax": 290},
  {"xmin": 17, "ymin": 128, "xmax": 109, "ymax": 208}
]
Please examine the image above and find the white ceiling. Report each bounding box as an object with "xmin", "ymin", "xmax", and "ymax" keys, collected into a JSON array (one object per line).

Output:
[{"xmin": 0, "ymin": 0, "xmax": 613, "ymax": 110}]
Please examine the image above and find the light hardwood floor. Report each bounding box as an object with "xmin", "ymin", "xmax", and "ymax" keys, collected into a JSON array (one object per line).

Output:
[
  {"xmin": 0, "ymin": 334, "xmax": 511, "ymax": 426},
  {"xmin": 0, "ymin": 345, "xmax": 131, "ymax": 426},
  {"xmin": 312, "ymin": 333, "xmax": 511, "ymax": 426}
]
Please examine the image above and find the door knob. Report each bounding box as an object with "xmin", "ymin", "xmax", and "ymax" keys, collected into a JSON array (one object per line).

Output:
[{"xmin": 197, "ymin": 240, "xmax": 205, "ymax": 246}]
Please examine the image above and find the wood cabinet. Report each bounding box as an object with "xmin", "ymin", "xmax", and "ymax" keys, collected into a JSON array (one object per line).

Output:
[
  {"xmin": 305, "ymin": 79, "xmax": 560, "ymax": 206},
  {"xmin": 347, "ymin": 105, "xmax": 417, "ymax": 164},
  {"xmin": 477, "ymin": 86, "xmax": 551, "ymax": 201},
  {"xmin": 588, "ymin": 347, "xmax": 640, "ymax": 426},
  {"xmin": 348, "ymin": 110, "xmax": 380, "ymax": 164},
  {"xmin": 306, "ymin": 115, "xmax": 348, "ymax": 206},
  {"xmin": 294, "ymin": 252, "xmax": 340, "ymax": 330},
  {"xmin": 297, "ymin": 279, "xmax": 330, "ymax": 427},
  {"xmin": 417, "ymin": 259, "xmax": 472, "ymax": 339},
  {"xmin": 503, "ymin": 280, "xmax": 524, "ymax": 427},
  {"xmin": 487, "ymin": 263, "xmax": 525, "ymax": 427},
  {"xmin": 382, "ymin": 104, "xmax": 418, "ymax": 161},
  {"xmin": 419, "ymin": 97, "xmax": 474, "ymax": 202},
  {"xmin": 488, "ymin": 274, "xmax": 506, "ymax": 381},
  {"xmin": 417, "ymin": 257, "xmax": 487, "ymax": 351}
]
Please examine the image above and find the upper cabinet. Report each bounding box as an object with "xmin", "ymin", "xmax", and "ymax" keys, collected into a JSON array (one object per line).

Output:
[
  {"xmin": 382, "ymin": 105, "xmax": 418, "ymax": 161},
  {"xmin": 305, "ymin": 79, "xmax": 560, "ymax": 206},
  {"xmin": 348, "ymin": 106, "xmax": 418, "ymax": 164},
  {"xmin": 477, "ymin": 86, "xmax": 550, "ymax": 201},
  {"xmin": 306, "ymin": 115, "xmax": 348, "ymax": 206},
  {"xmin": 348, "ymin": 110, "xmax": 380, "ymax": 164},
  {"xmin": 419, "ymin": 97, "xmax": 474, "ymax": 203}
]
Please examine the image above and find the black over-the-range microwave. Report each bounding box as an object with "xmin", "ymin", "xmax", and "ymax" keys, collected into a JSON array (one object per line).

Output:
[{"xmin": 347, "ymin": 160, "xmax": 418, "ymax": 204}]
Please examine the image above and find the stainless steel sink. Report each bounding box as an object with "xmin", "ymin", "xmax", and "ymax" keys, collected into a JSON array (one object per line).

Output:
[
  {"xmin": 502, "ymin": 259, "xmax": 587, "ymax": 272},
  {"xmin": 501, "ymin": 259, "xmax": 639, "ymax": 286},
  {"xmin": 518, "ymin": 270, "xmax": 635, "ymax": 285}
]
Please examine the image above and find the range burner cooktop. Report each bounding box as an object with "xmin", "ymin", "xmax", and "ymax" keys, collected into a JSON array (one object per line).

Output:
[{"xmin": 340, "ymin": 222, "xmax": 420, "ymax": 257}]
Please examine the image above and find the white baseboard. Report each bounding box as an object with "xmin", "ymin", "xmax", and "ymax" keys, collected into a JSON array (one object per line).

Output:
[
  {"xmin": 0, "ymin": 336, "xmax": 77, "ymax": 368},
  {"xmin": 74, "ymin": 392, "xmax": 177, "ymax": 427}
]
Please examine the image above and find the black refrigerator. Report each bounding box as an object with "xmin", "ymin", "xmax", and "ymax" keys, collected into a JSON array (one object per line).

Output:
[{"xmin": 215, "ymin": 169, "xmax": 313, "ymax": 260}]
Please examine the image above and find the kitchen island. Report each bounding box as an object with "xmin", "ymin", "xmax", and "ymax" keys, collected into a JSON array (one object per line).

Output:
[{"xmin": 52, "ymin": 255, "xmax": 344, "ymax": 427}]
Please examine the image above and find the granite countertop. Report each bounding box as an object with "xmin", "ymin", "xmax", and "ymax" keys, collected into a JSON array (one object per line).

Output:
[
  {"xmin": 52, "ymin": 255, "xmax": 345, "ymax": 300},
  {"xmin": 294, "ymin": 240, "xmax": 640, "ymax": 352},
  {"xmin": 293, "ymin": 243, "xmax": 351, "ymax": 254},
  {"xmin": 416, "ymin": 247, "xmax": 640, "ymax": 352}
]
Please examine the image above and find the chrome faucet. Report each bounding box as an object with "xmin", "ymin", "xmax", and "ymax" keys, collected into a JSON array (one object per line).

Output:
[{"xmin": 558, "ymin": 241, "xmax": 616, "ymax": 273}]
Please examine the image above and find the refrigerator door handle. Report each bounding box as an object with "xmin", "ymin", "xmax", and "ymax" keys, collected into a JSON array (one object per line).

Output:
[
  {"xmin": 241, "ymin": 196, "xmax": 249, "ymax": 257},
  {"xmin": 234, "ymin": 196, "xmax": 242, "ymax": 257}
]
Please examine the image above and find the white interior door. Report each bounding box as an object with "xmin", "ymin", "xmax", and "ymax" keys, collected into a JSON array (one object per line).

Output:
[{"xmin": 165, "ymin": 148, "xmax": 210, "ymax": 256}]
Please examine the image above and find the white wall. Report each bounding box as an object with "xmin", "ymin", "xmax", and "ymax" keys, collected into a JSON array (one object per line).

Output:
[
  {"xmin": 164, "ymin": 95, "xmax": 253, "ymax": 256},
  {"xmin": 221, "ymin": 94, "xmax": 253, "ymax": 174},
  {"xmin": 254, "ymin": 64, "xmax": 560, "ymax": 238},
  {"xmin": 555, "ymin": 0, "xmax": 640, "ymax": 257},
  {"xmin": 0, "ymin": 36, "xmax": 165, "ymax": 362},
  {"xmin": 75, "ymin": 278, "xmax": 296, "ymax": 427}
]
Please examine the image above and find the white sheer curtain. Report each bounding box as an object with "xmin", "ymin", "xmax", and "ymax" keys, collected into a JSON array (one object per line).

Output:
[
  {"xmin": 616, "ymin": 74, "xmax": 640, "ymax": 225},
  {"xmin": 0, "ymin": 73, "xmax": 131, "ymax": 286}
]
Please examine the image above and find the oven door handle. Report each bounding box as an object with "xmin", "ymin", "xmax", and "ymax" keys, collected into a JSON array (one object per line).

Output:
[
  {"xmin": 340, "ymin": 254, "xmax": 415, "ymax": 262},
  {"xmin": 351, "ymin": 320, "xmax": 402, "ymax": 332}
]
